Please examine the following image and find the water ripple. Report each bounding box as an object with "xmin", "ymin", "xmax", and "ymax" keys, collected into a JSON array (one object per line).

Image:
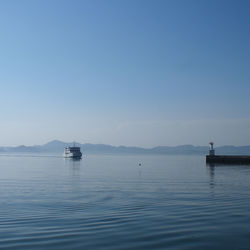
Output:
[{"xmin": 1, "ymin": 155, "xmax": 250, "ymax": 249}]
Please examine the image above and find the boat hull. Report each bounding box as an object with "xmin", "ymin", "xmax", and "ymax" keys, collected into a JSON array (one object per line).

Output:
[{"xmin": 63, "ymin": 153, "xmax": 82, "ymax": 158}]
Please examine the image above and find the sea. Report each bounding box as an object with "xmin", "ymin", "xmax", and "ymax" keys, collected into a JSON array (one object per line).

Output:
[{"xmin": 1, "ymin": 154, "xmax": 250, "ymax": 249}]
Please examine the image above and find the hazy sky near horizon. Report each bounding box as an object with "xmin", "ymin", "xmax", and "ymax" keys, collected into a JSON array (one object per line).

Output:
[{"xmin": 0, "ymin": 0, "xmax": 250, "ymax": 147}]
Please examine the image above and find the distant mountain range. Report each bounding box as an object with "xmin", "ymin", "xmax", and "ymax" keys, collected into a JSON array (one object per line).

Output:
[{"xmin": 1, "ymin": 140, "xmax": 250, "ymax": 155}]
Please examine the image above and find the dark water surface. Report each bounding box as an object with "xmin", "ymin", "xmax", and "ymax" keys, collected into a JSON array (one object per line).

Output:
[{"xmin": 1, "ymin": 154, "xmax": 250, "ymax": 249}]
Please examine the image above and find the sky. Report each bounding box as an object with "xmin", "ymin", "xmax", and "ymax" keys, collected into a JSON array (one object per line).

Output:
[{"xmin": 0, "ymin": 0, "xmax": 250, "ymax": 147}]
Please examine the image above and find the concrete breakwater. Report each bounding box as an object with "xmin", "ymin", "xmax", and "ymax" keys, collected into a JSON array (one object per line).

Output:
[
  {"xmin": 206, "ymin": 142, "xmax": 250, "ymax": 164},
  {"xmin": 206, "ymin": 155, "xmax": 250, "ymax": 164}
]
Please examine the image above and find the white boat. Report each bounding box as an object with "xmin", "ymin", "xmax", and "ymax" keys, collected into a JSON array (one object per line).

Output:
[{"xmin": 63, "ymin": 146, "xmax": 82, "ymax": 158}]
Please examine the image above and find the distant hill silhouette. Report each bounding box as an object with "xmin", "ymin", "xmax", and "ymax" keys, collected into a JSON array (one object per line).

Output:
[{"xmin": 1, "ymin": 140, "xmax": 250, "ymax": 155}]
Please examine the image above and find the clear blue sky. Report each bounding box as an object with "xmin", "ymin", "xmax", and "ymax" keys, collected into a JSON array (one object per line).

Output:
[{"xmin": 0, "ymin": 0, "xmax": 250, "ymax": 147}]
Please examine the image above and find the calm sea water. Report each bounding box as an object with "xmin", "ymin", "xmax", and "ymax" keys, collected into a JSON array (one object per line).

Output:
[{"xmin": 1, "ymin": 154, "xmax": 250, "ymax": 249}]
